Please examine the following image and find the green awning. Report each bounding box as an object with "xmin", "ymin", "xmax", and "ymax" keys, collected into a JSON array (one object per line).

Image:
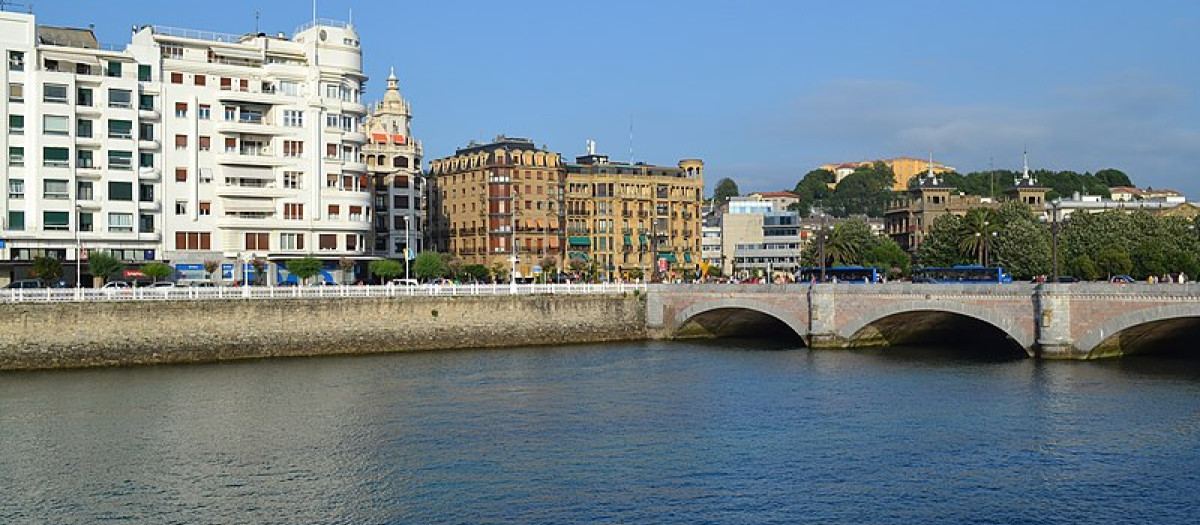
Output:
[
  {"xmin": 657, "ymin": 252, "xmax": 677, "ymax": 263},
  {"xmin": 638, "ymin": 234, "xmax": 647, "ymax": 244},
  {"xmin": 683, "ymin": 252, "xmax": 692, "ymax": 263},
  {"xmin": 568, "ymin": 236, "xmax": 591, "ymax": 246},
  {"xmin": 568, "ymin": 251, "xmax": 590, "ymax": 262},
  {"xmin": 623, "ymin": 234, "xmax": 632, "ymax": 246}
]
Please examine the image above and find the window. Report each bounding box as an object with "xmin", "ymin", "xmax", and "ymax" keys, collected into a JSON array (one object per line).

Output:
[
  {"xmin": 8, "ymin": 51, "xmax": 23, "ymax": 71},
  {"xmin": 139, "ymin": 184, "xmax": 154, "ymax": 202},
  {"xmin": 283, "ymin": 171, "xmax": 301, "ymax": 189},
  {"xmin": 76, "ymin": 86, "xmax": 93, "ymax": 106},
  {"xmin": 327, "ymin": 204, "xmax": 339, "ymax": 220},
  {"xmin": 175, "ymin": 201, "xmax": 187, "ymax": 215},
  {"xmin": 283, "ymin": 140, "xmax": 303, "ymax": 157},
  {"xmin": 279, "ymin": 80, "xmax": 299, "ymax": 96},
  {"xmin": 199, "ymin": 136, "xmax": 211, "ymax": 151},
  {"xmin": 198, "ymin": 104, "xmax": 211, "ymax": 120},
  {"xmin": 7, "ymin": 211, "xmax": 24, "ymax": 231},
  {"xmin": 224, "ymin": 137, "xmax": 237, "ymax": 153},
  {"xmin": 44, "ymin": 211, "xmax": 70, "ymax": 231},
  {"xmin": 139, "ymin": 214, "xmax": 155, "ymax": 234},
  {"xmin": 76, "ymin": 63, "xmax": 91, "ymax": 75},
  {"xmin": 139, "ymin": 94, "xmax": 154, "ymax": 111},
  {"xmin": 326, "ymin": 143, "xmax": 337, "ymax": 159},
  {"xmin": 43, "ymin": 147, "xmax": 69, "ymax": 167},
  {"xmin": 174, "ymin": 232, "xmax": 211, "ymax": 250},
  {"xmin": 280, "ymin": 233, "xmax": 304, "ymax": 250},
  {"xmin": 79, "ymin": 212, "xmax": 93, "ymax": 232},
  {"xmin": 77, "ymin": 150, "xmax": 93, "ymax": 168},
  {"xmin": 162, "ymin": 46, "xmax": 183, "ymax": 60},
  {"xmin": 175, "ymin": 168, "xmax": 188, "ymax": 182},
  {"xmin": 108, "ymin": 119, "xmax": 133, "ymax": 139},
  {"xmin": 8, "ymin": 147, "xmax": 23, "ymax": 167},
  {"xmin": 43, "ymin": 115, "xmax": 69, "ymax": 135},
  {"xmin": 108, "ymin": 88, "xmax": 131, "ymax": 108},
  {"xmin": 108, "ymin": 181, "xmax": 133, "ymax": 201},
  {"xmin": 138, "ymin": 64, "xmax": 151, "ymax": 82},
  {"xmin": 109, "ymin": 151, "xmax": 132, "ymax": 170},
  {"xmin": 174, "ymin": 134, "xmax": 187, "ymax": 149},
  {"xmin": 283, "ymin": 110, "xmax": 303, "ymax": 127},
  {"xmin": 175, "ymin": 102, "xmax": 187, "ymax": 117},
  {"xmin": 245, "ymin": 232, "xmax": 269, "ymax": 250},
  {"xmin": 284, "ymin": 203, "xmax": 304, "ymax": 220},
  {"xmin": 77, "ymin": 181, "xmax": 93, "ymax": 200},
  {"xmin": 319, "ymin": 234, "xmax": 337, "ymax": 250},
  {"xmin": 8, "ymin": 179, "xmax": 23, "ymax": 198},
  {"xmin": 326, "ymin": 114, "xmax": 339, "ymax": 128},
  {"xmin": 77, "ymin": 119, "xmax": 93, "ymax": 138},
  {"xmin": 43, "ymin": 179, "xmax": 69, "ymax": 200},
  {"xmin": 8, "ymin": 83, "xmax": 23, "ymax": 102},
  {"xmin": 9, "ymin": 114, "xmax": 23, "ymax": 134},
  {"xmin": 106, "ymin": 61, "xmax": 122, "ymax": 78},
  {"xmin": 346, "ymin": 234, "xmax": 358, "ymax": 251},
  {"xmin": 44, "ymin": 59, "xmax": 59, "ymax": 72},
  {"xmin": 139, "ymin": 152, "xmax": 155, "ymax": 169},
  {"xmin": 170, "ymin": 72, "xmax": 183, "ymax": 84},
  {"xmin": 194, "ymin": 74, "xmax": 206, "ymax": 86},
  {"xmin": 349, "ymin": 206, "xmax": 363, "ymax": 221},
  {"xmin": 223, "ymin": 105, "xmax": 236, "ymax": 121},
  {"xmin": 108, "ymin": 212, "xmax": 133, "ymax": 232},
  {"xmin": 43, "ymin": 84, "xmax": 68, "ymax": 103},
  {"xmin": 139, "ymin": 123, "xmax": 154, "ymax": 140},
  {"xmin": 199, "ymin": 168, "xmax": 213, "ymax": 183},
  {"xmin": 198, "ymin": 201, "xmax": 211, "ymax": 216}
]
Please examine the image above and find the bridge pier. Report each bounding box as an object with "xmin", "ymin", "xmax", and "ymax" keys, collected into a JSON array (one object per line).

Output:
[{"xmin": 1033, "ymin": 284, "xmax": 1087, "ymax": 359}]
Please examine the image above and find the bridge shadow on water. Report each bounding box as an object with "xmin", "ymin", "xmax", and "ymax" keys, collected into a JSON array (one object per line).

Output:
[
  {"xmin": 674, "ymin": 307, "xmax": 806, "ymax": 348},
  {"xmin": 1092, "ymin": 316, "xmax": 1200, "ymax": 358},
  {"xmin": 850, "ymin": 311, "xmax": 1029, "ymax": 361}
]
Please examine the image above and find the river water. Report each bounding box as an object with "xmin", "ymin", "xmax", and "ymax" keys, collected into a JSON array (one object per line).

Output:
[{"xmin": 2, "ymin": 340, "xmax": 1199, "ymax": 524}]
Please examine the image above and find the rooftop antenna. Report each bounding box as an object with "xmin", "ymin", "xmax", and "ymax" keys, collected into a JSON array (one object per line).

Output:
[
  {"xmin": 628, "ymin": 114, "xmax": 634, "ymax": 165},
  {"xmin": 312, "ymin": 0, "xmax": 317, "ymax": 28},
  {"xmin": 254, "ymin": 9, "xmax": 260, "ymax": 34}
]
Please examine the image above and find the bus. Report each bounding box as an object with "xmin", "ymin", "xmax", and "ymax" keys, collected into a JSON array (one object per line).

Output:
[
  {"xmin": 911, "ymin": 265, "xmax": 1013, "ymax": 284},
  {"xmin": 797, "ymin": 266, "xmax": 881, "ymax": 283}
]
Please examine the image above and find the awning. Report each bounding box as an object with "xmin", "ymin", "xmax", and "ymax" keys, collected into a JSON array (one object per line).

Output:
[
  {"xmin": 624, "ymin": 234, "xmax": 632, "ymax": 246},
  {"xmin": 525, "ymin": 218, "xmax": 535, "ymax": 229},
  {"xmin": 569, "ymin": 236, "xmax": 590, "ymax": 246},
  {"xmin": 211, "ymin": 46, "xmax": 262, "ymax": 60},
  {"xmin": 639, "ymin": 234, "xmax": 648, "ymax": 244},
  {"xmin": 371, "ymin": 133, "xmax": 388, "ymax": 143},
  {"xmin": 549, "ymin": 237, "xmax": 560, "ymax": 248},
  {"xmin": 658, "ymin": 252, "xmax": 677, "ymax": 263},
  {"xmin": 548, "ymin": 218, "xmax": 559, "ymax": 230},
  {"xmin": 568, "ymin": 251, "xmax": 590, "ymax": 262},
  {"xmin": 222, "ymin": 166, "xmax": 274, "ymax": 179},
  {"xmin": 536, "ymin": 219, "xmax": 544, "ymax": 229},
  {"xmin": 684, "ymin": 253, "xmax": 693, "ymax": 263},
  {"xmin": 41, "ymin": 51, "xmax": 101, "ymax": 68},
  {"xmin": 222, "ymin": 198, "xmax": 276, "ymax": 212},
  {"xmin": 391, "ymin": 134, "xmax": 406, "ymax": 145}
]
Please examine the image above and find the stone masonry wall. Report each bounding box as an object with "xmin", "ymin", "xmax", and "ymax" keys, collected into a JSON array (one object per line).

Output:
[{"xmin": 0, "ymin": 295, "xmax": 647, "ymax": 371}]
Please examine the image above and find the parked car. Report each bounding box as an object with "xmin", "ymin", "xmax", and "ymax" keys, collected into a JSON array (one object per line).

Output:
[
  {"xmin": 388, "ymin": 278, "xmax": 418, "ymax": 287},
  {"xmin": 428, "ymin": 278, "xmax": 454, "ymax": 286},
  {"xmin": 4, "ymin": 279, "xmax": 44, "ymax": 289},
  {"xmin": 102, "ymin": 281, "xmax": 131, "ymax": 289},
  {"xmin": 149, "ymin": 281, "xmax": 177, "ymax": 288},
  {"xmin": 1109, "ymin": 275, "xmax": 1135, "ymax": 284},
  {"xmin": 1055, "ymin": 276, "xmax": 1081, "ymax": 283}
]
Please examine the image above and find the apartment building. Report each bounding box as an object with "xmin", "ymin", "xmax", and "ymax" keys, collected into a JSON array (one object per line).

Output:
[
  {"xmin": 127, "ymin": 19, "xmax": 371, "ymax": 284},
  {"xmin": 2, "ymin": 12, "xmax": 155, "ymax": 284},
  {"xmin": 564, "ymin": 144, "xmax": 704, "ymax": 281},
  {"xmin": 363, "ymin": 68, "xmax": 423, "ymax": 261},
  {"xmin": 720, "ymin": 195, "xmax": 802, "ymax": 278},
  {"xmin": 428, "ymin": 136, "xmax": 565, "ymax": 280}
]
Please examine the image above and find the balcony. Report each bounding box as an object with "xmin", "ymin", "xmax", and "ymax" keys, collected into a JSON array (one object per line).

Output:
[
  {"xmin": 214, "ymin": 117, "xmax": 286, "ymax": 135},
  {"xmin": 138, "ymin": 232, "xmax": 163, "ymax": 242},
  {"xmin": 214, "ymin": 183, "xmax": 289, "ymax": 199},
  {"xmin": 216, "ymin": 87, "xmax": 286, "ymax": 105},
  {"xmin": 138, "ymin": 167, "xmax": 161, "ymax": 181},
  {"xmin": 75, "ymin": 103, "xmax": 101, "ymax": 116},
  {"xmin": 216, "ymin": 150, "xmax": 289, "ymax": 167},
  {"xmin": 138, "ymin": 200, "xmax": 161, "ymax": 212},
  {"xmin": 138, "ymin": 107, "xmax": 161, "ymax": 120},
  {"xmin": 343, "ymin": 160, "xmax": 367, "ymax": 173},
  {"xmin": 343, "ymin": 131, "xmax": 367, "ymax": 144},
  {"xmin": 138, "ymin": 138, "xmax": 161, "ymax": 150}
]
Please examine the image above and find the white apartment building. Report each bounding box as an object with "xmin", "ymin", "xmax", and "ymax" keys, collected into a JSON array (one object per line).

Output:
[
  {"xmin": 363, "ymin": 68, "xmax": 423, "ymax": 262},
  {"xmin": 2, "ymin": 12, "xmax": 155, "ymax": 284},
  {"xmin": 0, "ymin": 9, "xmax": 372, "ymax": 285},
  {"xmin": 722, "ymin": 195, "xmax": 803, "ymax": 278}
]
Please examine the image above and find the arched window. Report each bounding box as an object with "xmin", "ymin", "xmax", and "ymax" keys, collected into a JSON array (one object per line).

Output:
[{"xmin": 393, "ymin": 156, "xmax": 409, "ymax": 168}]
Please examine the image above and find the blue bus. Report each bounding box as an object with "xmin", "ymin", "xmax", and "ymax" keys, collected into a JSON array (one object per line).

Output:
[
  {"xmin": 797, "ymin": 266, "xmax": 881, "ymax": 283},
  {"xmin": 911, "ymin": 265, "xmax": 1013, "ymax": 284}
]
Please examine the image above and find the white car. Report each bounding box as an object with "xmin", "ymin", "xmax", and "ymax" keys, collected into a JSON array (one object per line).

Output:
[
  {"xmin": 102, "ymin": 281, "xmax": 131, "ymax": 289},
  {"xmin": 388, "ymin": 279, "xmax": 418, "ymax": 287}
]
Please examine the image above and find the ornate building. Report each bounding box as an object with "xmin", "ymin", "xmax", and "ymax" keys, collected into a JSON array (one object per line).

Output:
[
  {"xmin": 428, "ymin": 136, "xmax": 564, "ymax": 280},
  {"xmin": 362, "ymin": 68, "xmax": 423, "ymax": 261}
]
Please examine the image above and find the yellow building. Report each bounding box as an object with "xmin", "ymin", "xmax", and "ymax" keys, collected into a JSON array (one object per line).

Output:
[
  {"xmin": 821, "ymin": 157, "xmax": 955, "ymax": 192},
  {"xmin": 564, "ymin": 142, "xmax": 704, "ymax": 281},
  {"xmin": 428, "ymin": 136, "xmax": 564, "ymax": 280}
]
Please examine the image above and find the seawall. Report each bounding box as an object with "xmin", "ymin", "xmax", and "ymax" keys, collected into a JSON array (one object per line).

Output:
[{"xmin": 0, "ymin": 295, "xmax": 647, "ymax": 371}]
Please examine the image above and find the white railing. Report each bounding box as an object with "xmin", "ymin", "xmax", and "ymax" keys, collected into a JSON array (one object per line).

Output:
[{"xmin": 0, "ymin": 283, "xmax": 647, "ymax": 303}]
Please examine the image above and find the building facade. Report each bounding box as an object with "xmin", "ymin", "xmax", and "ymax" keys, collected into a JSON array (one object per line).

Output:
[
  {"xmin": 0, "ymin": 9, "xmax": 374, "ymax": 285},
  {"xmin": 564, "ymin": 144, "xmax": 703, "ymax": 281},
  {"xmin": 720, "ymin": 195, "xmax": 802, "ymax": 278},
  {"xmin": 428, "ymin": 136, "xmax": 565, "ymax": 280},
  {"xmin": 822, "ymin": 156, "xmax": 955, "ymax": 192},
  {"xmin": 362, "ymin": 68, "xmax": 423, "ymax": 262}
]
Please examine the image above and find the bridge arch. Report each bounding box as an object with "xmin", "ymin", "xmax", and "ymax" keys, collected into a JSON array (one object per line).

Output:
[
  {"xmin": 1075, "ymin": 303, "xmax": 1200, "ymax": 358},
  {"xmin": 837, "ymin": 300, "xmax": 1035, "ymax": 354},
  {"xmin": 673, "ymin": 298, "xmax": 807, "ymax": 343}
]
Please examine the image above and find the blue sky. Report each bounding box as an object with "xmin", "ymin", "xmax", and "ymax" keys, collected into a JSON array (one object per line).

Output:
[{"xmin": 26, "ymin": 0, "xmax": 1200, "ymax": 198}]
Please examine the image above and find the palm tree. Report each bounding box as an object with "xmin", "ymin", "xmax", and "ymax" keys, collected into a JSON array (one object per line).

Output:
[
  {"xmin": 824, "ymin": 224, "xmax": 861, "ymax": 267},
  {"xmin": 958, "ymin": 208, "xmax": 1000, "ymax": 265}
]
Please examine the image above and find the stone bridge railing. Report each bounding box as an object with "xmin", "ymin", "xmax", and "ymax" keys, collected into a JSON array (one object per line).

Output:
[{"xmin": 647, "ymin": 283, "xmax": 1200, "ymax": 359}]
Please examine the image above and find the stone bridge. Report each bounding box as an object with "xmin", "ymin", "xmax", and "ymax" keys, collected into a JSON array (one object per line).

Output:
[{"xmin": 645, "ymin": 283, "xmax": 1200, "ymax": 359}]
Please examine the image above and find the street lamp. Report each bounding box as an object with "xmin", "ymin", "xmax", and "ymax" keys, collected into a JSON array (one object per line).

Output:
[
  {"xmin": 75, "ymin": 204, "xmax": 82, "ymax": 289},
  {"xmin": 403, "ymin": 214, "xmax": 411, "ymax": 282},
  {"xmin": 1050, "ymin": 199, "xmax": 1061, "ymax": 282}
]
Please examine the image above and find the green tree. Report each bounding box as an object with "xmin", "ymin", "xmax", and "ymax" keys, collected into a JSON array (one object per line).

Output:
[
  {"xmin": 825, "ymin": 162, "xmax": 896, "ymax": 217},
  {"xmin": 462, "ymin": 264, "xmax": 490, "ymax": 282},
  {"xmin": 990, "ymin": 216, "xmax": 1051, "ymax": 279},
  {"xmin": 1094, "ymin": 246, "xmax": 1133, "ymax": 278},
  {"xmin": 792, "ymin": 169, "xmax": 835, "ymax": 217},
  {"xmin": 916, "ymin": 214, "xmax": 972, "ymax": 268},
  {"xmin": 712, "ymin": 177, "xmax": 740, "ymax": 206},
  {"xmin": 413, "ymin": 252, "xmax": 448, "ymax": 281},
  {"xmin": 87, "ymin": 251, "xmax": 124, "ymax": 285},
  {"xmin": 1066, "ymin": 255, "xmax": 1101, "ymax": 281},
  {"xmin": 286, "ymin": 257, "xmax": 323, "ymax": 285},
  {"xmin": 863, "ymin": 241, "xmax": 911, "ymax": 278},
  {"xmin": 30, "ymin": 256, "xmax": 64, "ymax": 286},
  {"xmin": 141, "ymin": 262, "xmax": 172, "ymax": 283},
  {"xmin": 800, "ymin": 219, "xmax": 905, "ymax": 272},
  {"xmin": 368, "ymin": 259, "xmax": 404, "ymax": 282}
]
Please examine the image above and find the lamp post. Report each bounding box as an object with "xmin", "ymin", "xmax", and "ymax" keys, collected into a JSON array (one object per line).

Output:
[
  {"xmin": 1050, "ymin": 199, "xmax": 1061, "ymax": 282},
  {"xmin": 403, "ymin": 214, "xmax": 411, "ymax": 282},
  {"xmin": 75, "ymin": 204, "xmax": 82, "ymax": 289}
]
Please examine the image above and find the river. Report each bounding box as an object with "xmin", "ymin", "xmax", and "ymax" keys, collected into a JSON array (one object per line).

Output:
[{"xmin": 2, "ymin": 340, "xmax": 1198, "ymax": 524}]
